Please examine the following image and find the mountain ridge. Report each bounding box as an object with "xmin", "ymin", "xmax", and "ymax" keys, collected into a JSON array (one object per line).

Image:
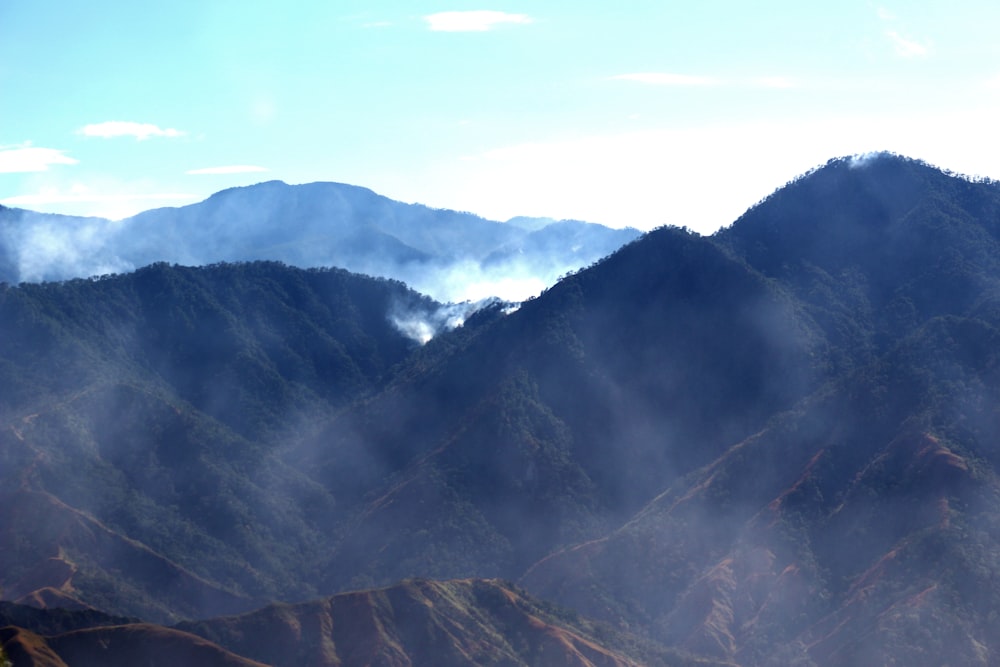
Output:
[
  {"xmin": 0, "ymin": 181, "xmax": 640, "ymax": 302},
  {"xmin": 4, "ymin": 153, "xmax": 1000, "ymax": 664}
]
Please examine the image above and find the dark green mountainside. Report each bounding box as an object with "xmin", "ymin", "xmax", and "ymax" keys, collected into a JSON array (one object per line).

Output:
[
  {"xmin": 524, "ymin": 156, "xmax": 1000, "ymax": 665},
  {"xmin": 1, "ymin": 262, "xmax": 440, "ymax": 621},
  {"xmin": 4, "ymin": 154, "xmax": 1000, "ymax": 665}
]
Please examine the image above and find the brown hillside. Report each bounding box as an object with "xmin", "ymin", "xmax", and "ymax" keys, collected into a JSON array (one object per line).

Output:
[{"xmin": 179, "ymin": 578, "xmax": 689, "ymax": 667}]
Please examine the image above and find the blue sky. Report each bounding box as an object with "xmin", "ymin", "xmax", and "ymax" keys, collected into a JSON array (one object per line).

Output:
[{"xmin": 3, "ymin": 1, "xmax": 1000, "ymax": 232}]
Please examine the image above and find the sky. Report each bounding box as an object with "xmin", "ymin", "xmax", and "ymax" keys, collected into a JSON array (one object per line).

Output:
[{"xmin": 3, "ymin": 1, "xmax": 1000, "ymax": 234}]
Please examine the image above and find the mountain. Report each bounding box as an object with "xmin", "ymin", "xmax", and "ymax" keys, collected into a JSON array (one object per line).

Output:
[
  {"xmin": 0, "ymin": 623, "xmax": 269, "ymax": 667},
  {"xmin": 4, "ymin": 153, "xmax": 1000, "ymax": 664},
  {"xmin": 0, "ymin": 582, "xmax": 723, "ymax": 667},
  {"xmin": 0, "ymin": 262, "xmax": 448, "ymax": 622},
  {"xmin": 176, "ymin": 578, "xmax": 708, "ymax": 667},
  {"xmin": 299, "ymin": 222, "xmax": 818, "ymax": 592},
  {"xmin": 521, "ymin": 155, "xmax": 1000, "ymax": 665},
  {"xmin": 0, "ymin": 182, "xmax": 640, "ymax": 302}
]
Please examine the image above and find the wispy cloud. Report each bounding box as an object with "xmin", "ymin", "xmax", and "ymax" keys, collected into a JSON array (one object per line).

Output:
[
  {"xmin": 0, "ymin": 145, "xmax": 78, "ymax": 173},
  {"xmin": 611, "ymin": 72, "xmax": 719, "ymax": 86},
  {"xmin": 886, "ymin": 30, "xmax": 928, "ymax": 57},
  {"xmin": 78, "ymin": 121, "xmax": 186, "ymax": 140},
  {"xmin": 877, "ymin": 7, "xmax": 897, "ymax": 21},
  {"xmin": 612, "ymin": 73, "xmax": 794, "ymax": 89},
  {"xmin": 186, "ymin": 165, "xmax": 269, "ymax": 175},
  {"xmin": 424, "ymin": 10, "xmax": 532, "ymax": 32}
]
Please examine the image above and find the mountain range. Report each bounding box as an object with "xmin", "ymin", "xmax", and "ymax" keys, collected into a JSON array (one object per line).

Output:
[
  {"xmin": 0, "ymin": 181, "xmax": 640, "ymax": 303},
  {"xmin": 4, "ymin": 153, "xmax": 1000, "ymax": 665}
]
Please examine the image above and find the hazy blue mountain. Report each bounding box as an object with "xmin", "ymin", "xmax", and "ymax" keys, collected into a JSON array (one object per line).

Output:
[
  {"xmin": 504, "ymin": 215, "xmax": 564, "ymax": 231},
  {"xmin": 0, "ymin": 182, "xmax": 641, "ymax": 302}
]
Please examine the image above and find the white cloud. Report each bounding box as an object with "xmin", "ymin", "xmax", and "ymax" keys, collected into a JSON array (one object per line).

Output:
[
  {"xmin": 424, "ymin": 10, "xmax": 532, "ymax": 32},
  {"xmin": 611, "ymin": 72, "xmax": 719, "ymax": 86},
  {"xmin": 877, "ymin": 7, "xmax": 897, "ymax": 21},
  {"xmin": 886, "ymin": 30, "xmax": 928, "ymax": 57},
  {"xmin": 78, "ymin": 121, "xmax": 186, "ymax": 140},
  {"xmin": 0, "ymin": 146, "xmax": 79, "ymax": 173},
  {"xmin": 186, "ymin": 165, "xmax": 269, "ymax": 175}
]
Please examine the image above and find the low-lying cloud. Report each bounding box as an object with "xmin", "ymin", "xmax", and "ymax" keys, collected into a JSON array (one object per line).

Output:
[
  {"xmin": 390, "ymin": 297, "xmax": 502, "ymax": 344},
  {"xmin": 401, "ymin": 259, "xmax": 550, "ymax": 304},
  {"xmin": 1, "ymin": 215, "xmax": 134, "ymax": 283}
]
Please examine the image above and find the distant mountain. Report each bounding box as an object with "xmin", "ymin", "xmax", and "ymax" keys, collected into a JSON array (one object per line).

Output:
[
  {"xmin": 6, "ymin": 153, "xmax": 1000, "ymax": 664},
  {"xmin": 0, "ymin": 182, "xmax": 640, "ymax": 302}
]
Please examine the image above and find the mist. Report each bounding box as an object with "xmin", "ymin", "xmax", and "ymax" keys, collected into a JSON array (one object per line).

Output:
[
  {"xmin": 0, "ymin": 181, "xmax": 639, "ymax": 306},
  {"xmin": 5, "ymin": 154, "xmax": 994, "ymax": 665},
  {"xmin": 389, "ymin": 296, "xmax": 503, "ymax": 344}
]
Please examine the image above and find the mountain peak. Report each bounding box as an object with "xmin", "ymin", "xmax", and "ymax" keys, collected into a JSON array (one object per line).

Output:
[
  {"xmin": 717, "ymin": 152, "xmax": 1000, "ymax": 280},
  {"xmin": 0, "ymin": 180, "xmax": 639, "ymax": 301}
]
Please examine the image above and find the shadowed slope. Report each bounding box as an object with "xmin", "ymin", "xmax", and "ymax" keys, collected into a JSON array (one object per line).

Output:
[
  {"xmin": 523, "ymin": 155, "xmax": 1000, "ymax": 665},
  {"xmin": 301, "ymin": 225, "xmax": 819, "ymax": 590},
  {"xmin": 179, "ymin": 578, "xmax": 722, "ymax": 667},
  {"xmin": 0, "ymin": 262, "xmax": 434, "ymax": 622},
  {"xmin": 0, "ymin": 624, "xmax": 268, "ymax": 667}
]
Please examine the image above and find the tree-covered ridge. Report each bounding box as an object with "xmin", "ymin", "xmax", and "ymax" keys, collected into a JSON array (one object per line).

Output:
[
  {"xmin": 522, "ymin": 154, "xmax": 1000, "ymax": 665},
  {"xmin": 0, "ymin": 262, "xmax": 443, "ymax": 622},
  {"xmin": 0, "ymin": 261, "xmax": 433, "ymax": 421}
]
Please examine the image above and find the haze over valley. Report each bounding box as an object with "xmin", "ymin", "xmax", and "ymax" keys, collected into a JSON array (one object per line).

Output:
[
  {"xmin": 4, "ymin": 153, "xmax": 1000, "ymax": 665},
  {"xmin": 5, "ymin": 1, "xmax": 1000, "ymax": 664}
]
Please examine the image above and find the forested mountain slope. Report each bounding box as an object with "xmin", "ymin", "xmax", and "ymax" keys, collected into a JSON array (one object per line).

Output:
[
  {"xmin": 4, "ymin": 154, "xmax": 1000, "ymax": 665},
  {"xmin": 523, "ymin": 155, "xmax": 1000, "ymax": 665},
  {"xmin": 0, "ymin": 263, "xmax": 439, "ymax": 621}
]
